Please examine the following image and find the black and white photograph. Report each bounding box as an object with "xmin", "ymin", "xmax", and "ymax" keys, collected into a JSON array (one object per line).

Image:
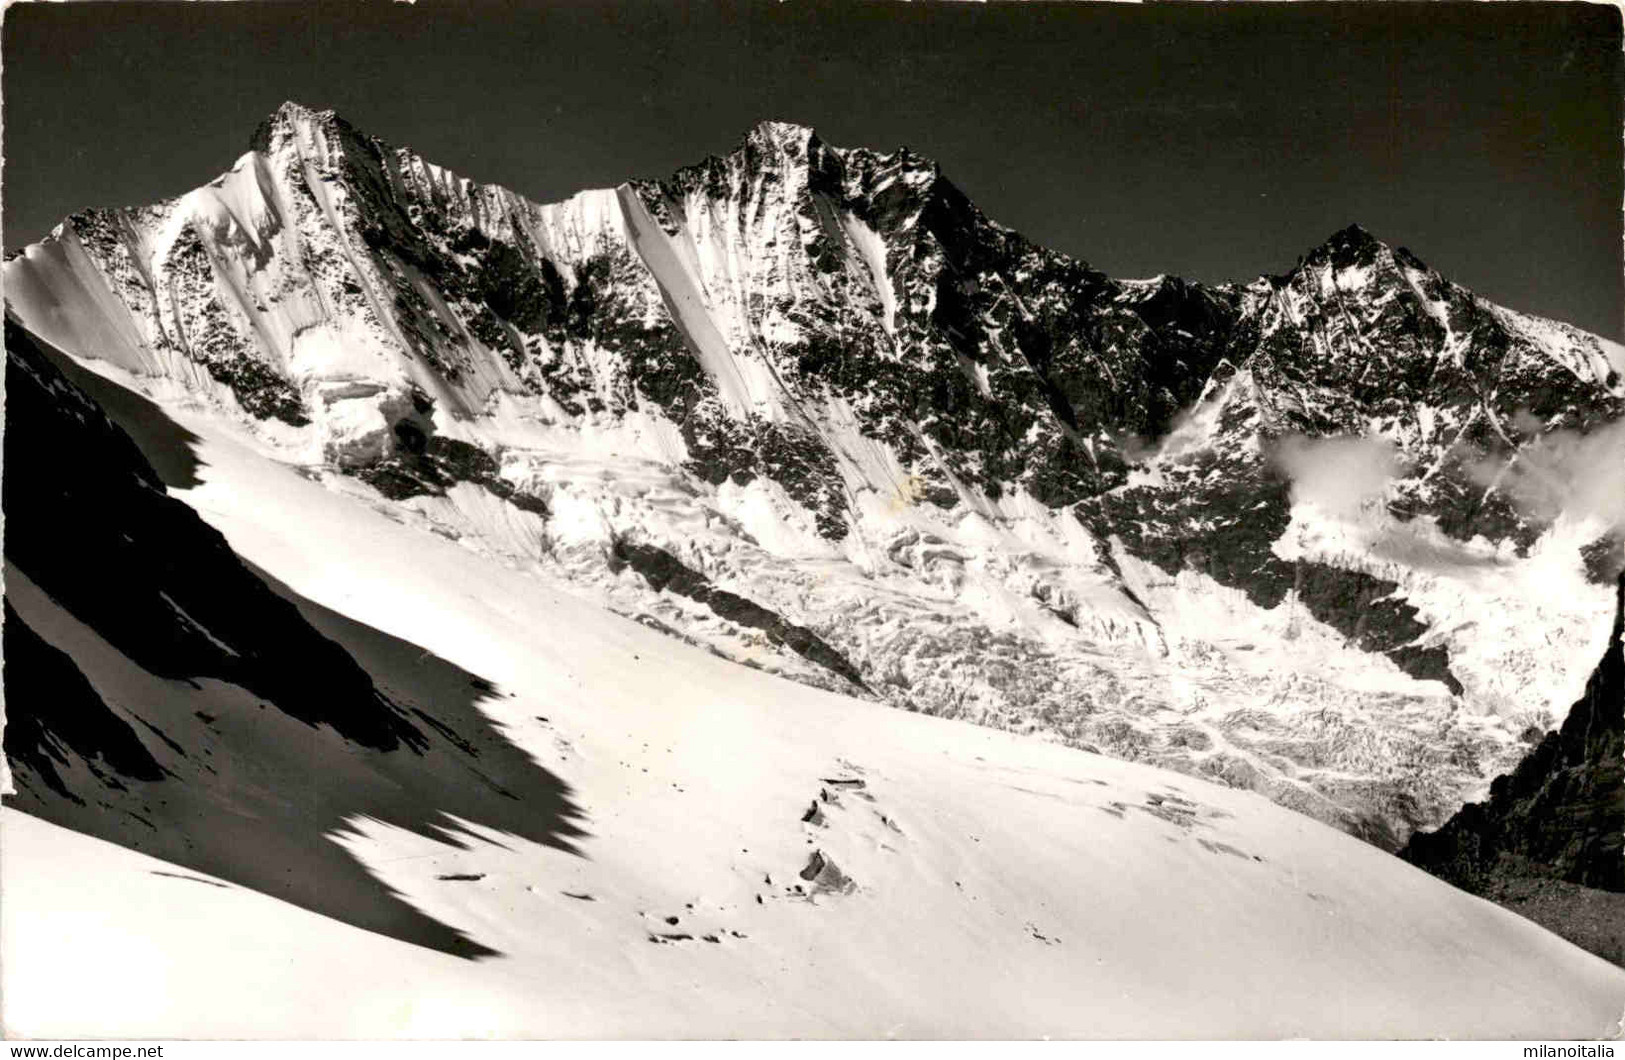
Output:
[{"xmin": 1, "ymin": 0, "xmax": 1622, "ymax": 1042}]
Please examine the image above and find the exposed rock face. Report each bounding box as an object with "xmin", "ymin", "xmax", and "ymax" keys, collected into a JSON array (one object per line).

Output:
[
  {"xmin": 7, "ymin": 101, "xmax": 1624, "ymax": 847},
  {"xmin": 1402, "ymin": 573, "xmax": 1625, "ymax": 893}
]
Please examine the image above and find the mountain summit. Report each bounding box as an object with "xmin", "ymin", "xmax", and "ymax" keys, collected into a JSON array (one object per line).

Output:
[{"xmin": 6, "ymin": 102, "xmax": 1623, "ymax": 848}]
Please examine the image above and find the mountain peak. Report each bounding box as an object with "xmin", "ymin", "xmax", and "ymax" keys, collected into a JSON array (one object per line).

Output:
[
  {"xmin": 1320, "ymin": 222, "xmax": 1386, "ymax": 254},
  {"xmin": 742, "ymin": 119, "xmax": 819, "ymax": 157},
  {"xmin": 748, "ymin": 118, "xmax": 815, "ymax": 139},
  {"xmin": 1293, "ymin": 223, "xmax": 1397, "ymax": 276},
  {"xmin": 272, "ymin": 100, "xmax": 329, "ymax": 123},
  {"xmin": 249, "ymin": 100, "xmax": 341, "ymax": 153}
]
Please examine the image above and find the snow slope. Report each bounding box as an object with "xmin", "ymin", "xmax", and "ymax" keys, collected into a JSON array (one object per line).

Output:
[{"xmin": 5, "ymin": 383, "xmax": 1622, "ymax": 1039}]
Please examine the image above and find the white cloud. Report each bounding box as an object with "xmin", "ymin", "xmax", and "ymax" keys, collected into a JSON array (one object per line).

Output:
[
  {"xmin": 1479, "ymin": 417, "xmax": 1625, "ymax": 533},
  {"xmin": 1271, "ymin": 434, "xmax": 1401, "ymax": 520}
]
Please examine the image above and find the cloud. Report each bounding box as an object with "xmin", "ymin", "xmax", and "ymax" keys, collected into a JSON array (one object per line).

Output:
[
  {"xmin": 1271, "ymin": 434, "xmax": 1401, "ymax": 520},
  {"xmin": 1478, "ymin": 417, "xmax": 1625, "ymax": 533}
]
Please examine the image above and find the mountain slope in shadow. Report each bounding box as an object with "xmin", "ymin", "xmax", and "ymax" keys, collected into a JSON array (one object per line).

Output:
[
  {"xmin": 11, "ymin": 313, "xmax": 206, "ymax": 490},
  {"xmin": 2, "ymin": 319, "xmax": 587, "ymax": 958}
]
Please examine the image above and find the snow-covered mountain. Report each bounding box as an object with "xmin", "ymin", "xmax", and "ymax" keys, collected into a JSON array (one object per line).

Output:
[
  {"xmin": 3, "ymin": 317, "xmax": 1622, "ymax": 1038},
  {"xmin": 7, "ymin": 101, "xmax": 1624, "ymax": 852}
]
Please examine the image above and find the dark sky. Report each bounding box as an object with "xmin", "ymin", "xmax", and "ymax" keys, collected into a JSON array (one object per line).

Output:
[{"xmin": 5, "ymin": 1, "xmax": 1622, "ymax": 337}]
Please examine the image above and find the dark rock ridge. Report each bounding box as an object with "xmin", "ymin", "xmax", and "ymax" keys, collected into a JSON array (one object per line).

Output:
[
  {"xmin": 610, "ymin": 538, "xmax": 866, "ymax": 689},
  {"xmin": 1402, "ymin": 572, "xmax": 1625, "ymax": 892}
]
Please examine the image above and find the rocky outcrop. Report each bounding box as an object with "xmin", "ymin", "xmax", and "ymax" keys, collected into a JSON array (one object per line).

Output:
[
  {"xmin": 354, "ymin": 411, "xmax": 549, "ymax": 515},
  {"xmin": 1402, "ymin": 572, "xmax": 1625, "ymax": 892},
  {"xmin": 610, "ymin": 538, "xmax": 865, "ymax": 689}
]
